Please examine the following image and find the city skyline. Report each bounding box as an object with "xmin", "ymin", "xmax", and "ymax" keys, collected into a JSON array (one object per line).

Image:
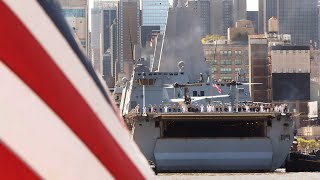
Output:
[
  {"xmin": 88, "ymin": 0, "xmax": 259, "ymax": 30},
  {"xmin": 85, "ymin": 0, "xmax": 318, "ymax": 87},
  {"xmin": 90, "ymin": 0, "xmax": 259, "ymax": 10}
]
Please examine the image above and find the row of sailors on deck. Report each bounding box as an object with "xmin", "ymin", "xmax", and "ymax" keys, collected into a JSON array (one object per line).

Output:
[{"xmin": 133, "ymin": 104, "xmax": 288, "ymax": 114}]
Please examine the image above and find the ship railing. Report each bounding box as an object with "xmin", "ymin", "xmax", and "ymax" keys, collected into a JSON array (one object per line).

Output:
[{"xmin": 129, "ymin": 104, "xmax": 290, "ymax": 115}]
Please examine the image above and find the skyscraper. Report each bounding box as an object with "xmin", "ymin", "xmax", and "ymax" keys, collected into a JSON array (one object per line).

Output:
[
  {"xmin": 232, "ymin": 0, "xmax": 247, "ymax": 24},
  {"xmin": 259, "ymin": 0, "xmax": 318, "ymax": 45},
  {"xmin": 210, "ymin": 0, "xmax": 247, "ymax": 36},
  {"xmin": 258, "ymin": 0, "xmax": 264, "ymax": 34},
  {"xmin": 247, "ymin": 11, "xmax": 259, "ymax": 33},
  {"xmin": 110, "ymin": 19, "xmax": 118, "ymax": 80},
  {"xmin": 222, "ymin": 0, "xmax": 233, "ymax": 36},
  {"xmin": 59, "ymin": 0, "xmax": 88, "ymax": 54},
  {"xmin": 102, "ymin": 49, "xmax": 113, "ymax": 86},
  {"xmin": 142, "ymin": 0, "xmax": 169, "ymax": 33},
  {"xmin": 278, "ymin": 0, "xmax": 318, "ymax": 46},
  {"xmin": 91, "ymin": 8, "xmax": 102, "ymax": 72},
  {"xmin": 140, "ymin": 26, "xmax": 160, "ymax": 48},
  {"xmin": 263, "ymin": 0, "xmax": 278, "ymax": 34},
  {"xmin": 99, "ymin": 9, "xmax": 117, "ymax": 86},
  {"xmin": 91, "ymin": 0, "xmax": 117, "ymax": 73},
  {"xmin": 100, "ymin": 9, "xmax": 117, "ymax": 57},
  {"xmin": 187, "ymin": 0, "xmax": 211, "ymax": 36},
  {"xmin": 210, "ymin": 0, "xmax": 223, "ymax": 35},
  {"xmin": 117, "ymin": 0, "xmax": 140, "ymax": 80}
]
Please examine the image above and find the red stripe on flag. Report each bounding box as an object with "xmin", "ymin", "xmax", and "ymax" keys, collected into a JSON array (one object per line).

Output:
[
  {"xmin": 0, "ymin": 2, "xmax": 145, "ymax": 179},
  {"xmin": 0, "ymin": 142, "xmax": 41, "ymax": 180}
]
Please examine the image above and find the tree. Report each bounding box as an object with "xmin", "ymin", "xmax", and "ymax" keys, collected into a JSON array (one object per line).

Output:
[
  {"xmin": 201, "ymin": 35, "xmax": 226, "ymax": 44},
  {"xmin": 297, "ymin": 137, "xmax": 308, "ymax": 149},
  {"xmin": 297, "ymin": 137, "xmax": 320, "ymax": 152},
  {"xmin": 309, "ymin": 139, "xmax": 317, "ymax": 150}
]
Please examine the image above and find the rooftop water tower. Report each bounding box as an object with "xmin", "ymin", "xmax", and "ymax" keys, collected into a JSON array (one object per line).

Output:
[{"xmin": 268, "ymin": 17, "xmax": 279, "ymax": 34}]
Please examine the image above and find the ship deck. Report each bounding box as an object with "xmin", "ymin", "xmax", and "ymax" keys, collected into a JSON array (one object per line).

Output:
[{"xmin": 149, "ymin": 112, "xmax": 279, "ymax": 121}]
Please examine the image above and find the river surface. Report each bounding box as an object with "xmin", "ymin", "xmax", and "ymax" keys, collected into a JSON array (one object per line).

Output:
[{"xmin": 156, "ymin": 169, "xmax": 320, "ymax": 180}]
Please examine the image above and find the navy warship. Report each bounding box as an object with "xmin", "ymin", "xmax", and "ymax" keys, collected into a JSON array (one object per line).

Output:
[{"xmin": 118, "ymin": 1, "xmax": 296, "ymax": 172}]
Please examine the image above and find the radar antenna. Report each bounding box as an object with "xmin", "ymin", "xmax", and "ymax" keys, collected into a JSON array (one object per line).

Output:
[{"xmin": 178, "ymin": 61, "xmax": 185, "ymax": 72}]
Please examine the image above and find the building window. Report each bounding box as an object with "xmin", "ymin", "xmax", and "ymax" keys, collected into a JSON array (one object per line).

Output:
[
  {"xmin": 235, "ymin": 50, "xmax": 242, "ymax": 56},
  {"xmin": 235, "ymin": 59, "xmax": 242, "ymax": 65},
  {"xmin": 235, "ymin": 67, "xmax": 241, "ymax": 72},
  {"xmin": 62, "ymin": 9, "xmax": 85, "ymax": 17},
  {"xmin": 221, "ymin": 76, "xmax": 232, "ymax": 80},
  {"xmin": 212, "ymin": 60, "xmax": 218, "ymax": 64},
  {"xmin": 221, "ymin": 59, "xmax": 232, "ymax": 65},
  {"xmin": 221, "ymin": 68, "xmax": 232, "ymax": 74}
]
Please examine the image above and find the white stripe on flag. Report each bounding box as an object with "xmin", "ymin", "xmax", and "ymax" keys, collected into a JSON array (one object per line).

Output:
[{"xmin": 0, "ymin": 62, "xmax": 114, "ymax": 180}]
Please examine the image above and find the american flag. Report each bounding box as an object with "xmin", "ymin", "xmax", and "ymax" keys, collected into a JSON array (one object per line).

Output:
[
  {"xmin": 0, "ymin": 1, "xmax": 153, "ymax": 179},
  {"xmin": 212, "ymin": 84, "xmax": 222, "ymax": 94}
]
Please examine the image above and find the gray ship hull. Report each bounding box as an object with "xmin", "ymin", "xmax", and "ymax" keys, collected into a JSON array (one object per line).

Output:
[
  {"xmin": 155, "ymin": 138, "xmax": 273, "ymax": 171},
  {"xmin": 130, "ymin": 113, "xmax": 294, "ymax": 172}
]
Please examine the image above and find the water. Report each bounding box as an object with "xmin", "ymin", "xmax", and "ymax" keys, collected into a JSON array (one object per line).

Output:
[{"xmin": 156, "ymin": 169, "xmax": 320, "ymax": 180}]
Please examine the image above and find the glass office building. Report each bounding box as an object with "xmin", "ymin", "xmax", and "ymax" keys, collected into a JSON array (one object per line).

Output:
[
  {"xmin": 278, "ymin": 0, "xmax": 318, "ymax": 46},
  {"xmin": 187, "ymin": 0, "xmax": 211, "ymax": 36},
  {"xmin": 260, "ymin": 0, "xmax": 318, "ymax": 45},
  {"xmin": 142, "ymin": 0, "xmax": 169, "ymax": 32}
]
